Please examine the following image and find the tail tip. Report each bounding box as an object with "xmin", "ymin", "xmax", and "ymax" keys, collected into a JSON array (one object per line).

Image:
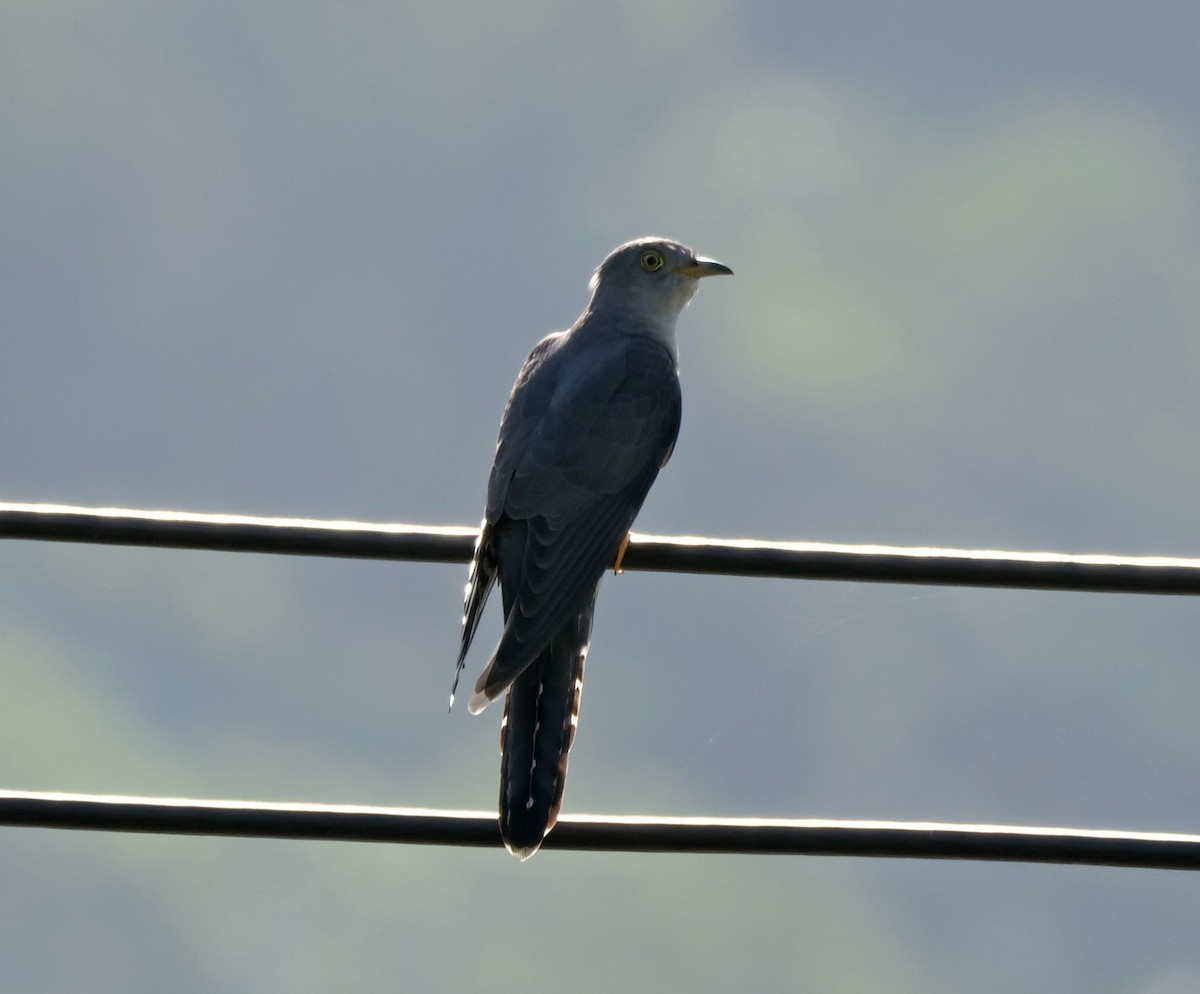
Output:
[
  {"xmin": 507, "ymin": 841, "xmax": 542, "ymax": 861},
  {"xmin": 501, "ymin": 812, "xmax": 552, "ymax": 861}
]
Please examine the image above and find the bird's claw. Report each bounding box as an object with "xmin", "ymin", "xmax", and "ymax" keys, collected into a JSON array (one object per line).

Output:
[{"xmin": 613, "ymin": 532, "xmax": 631, "ymax": 575}]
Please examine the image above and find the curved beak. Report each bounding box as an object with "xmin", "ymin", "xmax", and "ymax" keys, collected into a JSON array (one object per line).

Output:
[{"xmin": 682, "ymin": 256, "xmax": 734, "ymax": 278}]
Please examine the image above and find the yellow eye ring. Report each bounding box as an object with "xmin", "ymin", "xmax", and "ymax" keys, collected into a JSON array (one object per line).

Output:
[{"xmin": 640, "ymin": 251, "xmax": 664, "ymax": 272}]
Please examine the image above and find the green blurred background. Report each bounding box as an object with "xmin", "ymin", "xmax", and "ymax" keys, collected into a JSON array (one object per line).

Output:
[{"xmin": 4, "ymin": 2, "xmax": 1200, "ymax": 990}]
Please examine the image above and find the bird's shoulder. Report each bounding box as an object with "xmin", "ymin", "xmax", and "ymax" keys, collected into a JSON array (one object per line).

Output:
[
  {"xmin": 511, "ymin": 330, "xmax": 566, "ymax": 388},
  {"xmin": 505, "ymin": 323, "xmax": 677, "ymax": 418}
]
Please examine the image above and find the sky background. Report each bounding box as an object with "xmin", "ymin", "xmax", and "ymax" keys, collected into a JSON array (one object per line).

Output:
[{"xmin": 4, "ymin": 2, "xmax": 1200, "ymax": 991}]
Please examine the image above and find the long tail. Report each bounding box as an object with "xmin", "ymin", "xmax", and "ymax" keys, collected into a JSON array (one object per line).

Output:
[{"xmin": 498, "ymin": 601, "xmax": 594, "ymax": 859}]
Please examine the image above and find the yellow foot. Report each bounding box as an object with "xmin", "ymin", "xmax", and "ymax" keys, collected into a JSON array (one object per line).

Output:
[{"xmin": 613, "ymin": 532, "xmax": 631, "ymax": 575}]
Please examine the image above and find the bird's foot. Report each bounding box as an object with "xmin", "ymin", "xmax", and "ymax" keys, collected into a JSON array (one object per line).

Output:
[{"xmin": 613, "ymin": 532, "xmax": 631, "ymax": 575}]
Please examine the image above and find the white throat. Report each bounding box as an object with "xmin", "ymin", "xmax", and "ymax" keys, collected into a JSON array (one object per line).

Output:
[{"xmin": 586, "ymin": 275, "xmax": 697, "ymax": 356}]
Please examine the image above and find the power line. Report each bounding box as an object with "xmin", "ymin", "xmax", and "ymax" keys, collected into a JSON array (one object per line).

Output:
[
  {"xmin": 2, "ymin": 790, "xmax": 1197, "ymax": 870},
  {"xmin": 4, "ymin": 499, "xmax": 1199, "ymax": 867},
  {"xmin": 4, "ymin": 500, "xmax": 1200, "ymax": 595}
]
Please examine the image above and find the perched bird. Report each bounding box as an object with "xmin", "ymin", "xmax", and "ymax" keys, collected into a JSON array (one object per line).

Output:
[{"xmin": 452, "ymin": 237, "xmax": 732, "ymax": 859}]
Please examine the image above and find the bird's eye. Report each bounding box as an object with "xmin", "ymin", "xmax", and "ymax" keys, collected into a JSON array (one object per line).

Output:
[{"xmin": 640, "ymin": 251, "xmax": 664, "ymax": 272}]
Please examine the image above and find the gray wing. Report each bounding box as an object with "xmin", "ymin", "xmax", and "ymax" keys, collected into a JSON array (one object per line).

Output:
[
  {"xmin": 451, "ymin": 335, "xmax": 561, "ymax": 708},
  {"xmin": 467, "ymin": 332, "xmax": 681, "ymax": 710}
]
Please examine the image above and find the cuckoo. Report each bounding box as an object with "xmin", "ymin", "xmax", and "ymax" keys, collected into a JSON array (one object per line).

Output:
[{"xmin": 452, "ymin": 237, "xmax": 731, "ymax": 858}]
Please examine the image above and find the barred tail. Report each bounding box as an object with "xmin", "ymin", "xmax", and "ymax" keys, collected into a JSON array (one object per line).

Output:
[
  {"xmin": 498, "ymin": 606, "xmax": 592, "ymax": 859},
  {"xmin": 451, "ymin": 522, "xmax": 496, "ymax": 710}
]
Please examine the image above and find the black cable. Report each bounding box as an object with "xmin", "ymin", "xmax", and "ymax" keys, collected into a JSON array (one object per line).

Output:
[
  {"xmin": 1, "ymin": 790, "xmax": 1197, "ymax": 869},
  {"xmin": 4, "ymin": 500, "xmax": 1199, "ymax": 868},
  {"xmin": 4, "ymin": 501, "xmax": 1200, "ymax": 594}
]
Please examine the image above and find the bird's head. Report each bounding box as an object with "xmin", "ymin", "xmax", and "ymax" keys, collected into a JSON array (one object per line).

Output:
[{"xmin": 586, "ymin": 237, "xmax": 732, "ymax": 328}]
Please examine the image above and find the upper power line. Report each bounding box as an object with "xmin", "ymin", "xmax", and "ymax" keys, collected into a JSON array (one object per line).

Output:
[{"xmin": 4, "ymin": 500, "xmax": 1200, "ymax": 595}]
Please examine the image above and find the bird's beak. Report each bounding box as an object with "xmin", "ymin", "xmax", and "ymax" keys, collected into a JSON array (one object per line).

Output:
[{"xmin": 681, "ymin": 256, "xmax": 734, "ymax": 278}]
